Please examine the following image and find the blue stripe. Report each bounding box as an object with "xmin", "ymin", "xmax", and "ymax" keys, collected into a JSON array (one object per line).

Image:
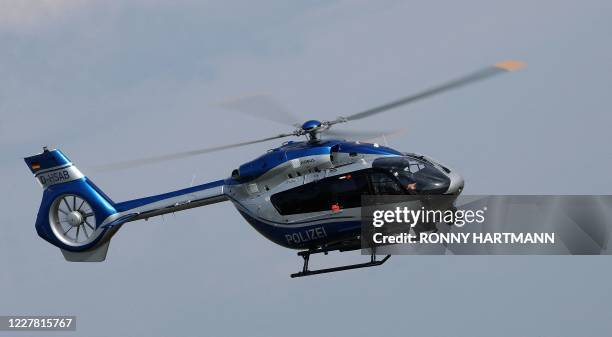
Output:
[
  {"xmin": 114, "ymin": 179, "xmax": 225, "ymax": 212},
  {"xmin": 238, "ymin": 144, "xmax": 331, "ymax": 180}
]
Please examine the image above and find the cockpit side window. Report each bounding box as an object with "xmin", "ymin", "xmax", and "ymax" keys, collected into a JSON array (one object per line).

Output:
[{"xmin": 368, "ymin": 171, "xmax": 405, "ymax": 195}]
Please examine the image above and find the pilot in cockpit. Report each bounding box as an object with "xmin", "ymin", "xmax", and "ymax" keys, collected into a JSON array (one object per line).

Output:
[
  {"xmin": 395, "ymin": 170, "xmax": 417, "ymax": 194},
  {"xmin": 405, "ymin": 182, "xmax": 417, "ymax": 193}
]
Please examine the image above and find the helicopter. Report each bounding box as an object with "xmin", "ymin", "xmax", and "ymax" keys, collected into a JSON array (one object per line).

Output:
[{"xmin": 24, "ymin": 60, "xmax": 525, "ymax": 277}]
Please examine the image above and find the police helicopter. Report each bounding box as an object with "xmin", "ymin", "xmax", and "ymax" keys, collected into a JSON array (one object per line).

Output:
[{"xmin": 24, "ymin": 60, "xmax": 525, "ymax": 277}]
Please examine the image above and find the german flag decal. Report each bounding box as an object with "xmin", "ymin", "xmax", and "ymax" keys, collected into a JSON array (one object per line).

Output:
[{"xmin": 31, "ymin": 162, "xmax": 41, "ymax": 170}]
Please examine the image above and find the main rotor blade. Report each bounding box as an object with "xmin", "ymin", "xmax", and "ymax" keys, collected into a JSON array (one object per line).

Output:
[
  {"xmin": 94, "ymin": 133, "xmax": 294, "ymax": 172},
  {"xmin": 340, "ymin": 60, "xmax": 526, "ymax": 122},
  {"xmin": 322, "ymin": 128, "xmax": 405, "ymax": 141},
  {"xmin": 216, "ymin": 93, "xmax": 301, "ymax": 126}
]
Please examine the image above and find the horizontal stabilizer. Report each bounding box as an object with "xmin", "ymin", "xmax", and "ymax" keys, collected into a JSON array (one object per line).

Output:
[{"xmin": 60, "ymin": 241, "xmax": 110, "ymax": 262}]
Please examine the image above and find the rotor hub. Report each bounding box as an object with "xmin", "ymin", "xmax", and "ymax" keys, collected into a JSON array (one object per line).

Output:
[
  {"xmin": 67, "ymin": 211, "xmax": 84, "ymax": 227},
  {"xmin": 301, "ymin": 120, "xmax": 322, "ymax": 132}
]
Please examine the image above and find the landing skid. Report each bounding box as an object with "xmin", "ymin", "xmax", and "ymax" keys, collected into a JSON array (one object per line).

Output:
[{"xmin": 290, "ymin": 247, "xmax": 391, "ymax": 278}]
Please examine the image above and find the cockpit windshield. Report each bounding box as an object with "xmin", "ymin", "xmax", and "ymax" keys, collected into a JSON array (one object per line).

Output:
[
  {"xmin": 372, "ymin": 156, "xmax": 450, "ymax": 194},
  {"xmin": 404, "ymin": 159, "xmax": 427, "ymax": 174}
]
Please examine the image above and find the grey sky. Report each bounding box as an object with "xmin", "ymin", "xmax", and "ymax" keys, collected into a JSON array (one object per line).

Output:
[{"xmin": 1, "ymin": 1, "xmax": 611, "ymax": 336}]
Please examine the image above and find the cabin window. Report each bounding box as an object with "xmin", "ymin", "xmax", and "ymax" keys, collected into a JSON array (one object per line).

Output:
[
  {"xmin": 271, "ymin": 169, "xmax": 406, "ymax": 215},
  {"xmin": 271, "ymin": 182, "xmax": 326, "ymax": 215},
  {"xmin": 271, "ymin": 170, "xmax": 370, "ymax": 215}
]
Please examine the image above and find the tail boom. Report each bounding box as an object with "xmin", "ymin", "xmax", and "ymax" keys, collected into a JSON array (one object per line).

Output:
[
  {"xmin": 108, "ymin": 180, "xmax": 227, "ymax": 224},
  {"xmin": 25, "ymin": 147, "xmax": 228, "ymax": 261}
]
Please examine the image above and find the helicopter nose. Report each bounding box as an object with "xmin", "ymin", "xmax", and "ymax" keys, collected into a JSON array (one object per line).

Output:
[{"xmin": 445, "ymin": 171, "xmax": 464, "ymax": 195}]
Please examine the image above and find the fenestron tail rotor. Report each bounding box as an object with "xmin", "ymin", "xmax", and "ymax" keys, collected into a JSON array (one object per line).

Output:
[
  {"xmin": 97, "ymin": 60, "xmax": 525, "ymax": 171},
  {"xmin": 50, "ymin": 194, "xmax": 101, "ymax": 247}
]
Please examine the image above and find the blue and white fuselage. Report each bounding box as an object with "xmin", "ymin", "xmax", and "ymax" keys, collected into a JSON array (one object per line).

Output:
[
  {"xmin": 24, "ymin": 140, "xmax": 463, "ymax": 261},
  {"xmin": 225, "ymin": 139, "xmax": 463, "ymax": 249}
]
